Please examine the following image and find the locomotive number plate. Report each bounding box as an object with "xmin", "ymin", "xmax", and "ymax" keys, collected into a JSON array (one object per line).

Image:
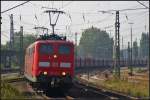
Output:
[{"xmin": 52, "ymin": 62, "xmax": 58, "ymax": 67}]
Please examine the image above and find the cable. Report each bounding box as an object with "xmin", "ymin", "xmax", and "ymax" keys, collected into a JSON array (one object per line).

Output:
[
  {"xmin": 1, "ymin": 35, "xmax": 9, "ymax": 43},
  {"xmin": 2, "ymin": 16, "xmax": 36, "ymax": 27},
  {"xmin": 57, "ymin": 10, "xmax": 148, "ymax": 29},
  {"xmin": 98, "ymin": 7, "xmax": 148, "ymax": 13},
  {"xmin": 121, "ymin": 13, "xmax": 148, "ymax": 32},
  {"xmin": 56, "ymin": 14, "xmax": 114, "ymax": 27},
  {"xmin": 1, "ymin": 1, "xmax": 30, "ymax": 14},
  {"xmin": 1, "ymin": 33, "xmax": 9, "ymax": 39},
  {"xmin": 100, "ymin": 10, "xmax": 148, "ymax": 31},
  {"xmin": 1, "ymin": 2, "xmax": 149, "ymax": 38},
  {"xmin": 58, "ymin": 1, "xmax": 74, "ymax": 10},
  {"xmin": 137, "ymin": 1, "xmax": 149, "ymax": 9}
]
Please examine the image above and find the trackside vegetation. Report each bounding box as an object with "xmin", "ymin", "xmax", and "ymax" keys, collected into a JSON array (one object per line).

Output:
[
  {"xmin": 76, "ymin": 76, "xmax": 149, "ymax": 98},
  {"xmin": 1, "ymin": 81, "xmax": 25, "ymax": 99}
]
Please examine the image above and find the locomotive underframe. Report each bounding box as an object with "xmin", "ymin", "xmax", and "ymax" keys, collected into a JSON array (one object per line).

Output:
[{"xmin": 26, "ymin": 73, "xmax": 73, "ymax": 89}]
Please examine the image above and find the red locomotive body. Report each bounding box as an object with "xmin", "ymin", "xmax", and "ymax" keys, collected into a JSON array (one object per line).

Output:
[{"xmin": 24, "ymin": 39, "xmax": 74, "ymax": 88}]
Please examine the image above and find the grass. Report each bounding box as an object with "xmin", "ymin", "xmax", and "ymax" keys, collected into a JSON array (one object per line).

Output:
[
  {"xmin": 1, "ymin": 74, "xmax": 22, "ymax": 81},
  {"xmin": 1, "ymin": 63, "xmax": 4, "ymax": 68},
  {"xmin": 1, "ymin": 77, "xmax": 37, "ymax": 99},
  {"xmin": 76, "ymin": 75, "xmax": 149, "ymax": 98},
  {"xmin": 103, "ymin": 78, "xmax": 149, "ymax": 98},
  {"xmin": 1, "ymin": 81, "xmax": 25, "ymax": 99},
  {"xmin": 1, "ymin": 62, "xmax": 19, "ymax": 69},
  {"xmin": 1, "ymin": 80, "xmax": 38, "ymax": 99}
]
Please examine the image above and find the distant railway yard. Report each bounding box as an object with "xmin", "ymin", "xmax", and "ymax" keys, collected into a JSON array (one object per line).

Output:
[
  {"xmin": 76, "ymin": 67, "xmax": 149, "ymax": 99},
  {"xmin": 1, "ymin": 66, "xmax": 149, "ymax": 99}
]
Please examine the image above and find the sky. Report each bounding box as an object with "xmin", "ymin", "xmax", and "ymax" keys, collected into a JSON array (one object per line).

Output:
[{"xmin": 1, "ymin": 1, "xmax": 149, "ymax": 49}]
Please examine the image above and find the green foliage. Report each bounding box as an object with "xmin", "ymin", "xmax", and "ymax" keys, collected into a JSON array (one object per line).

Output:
[
  {"xmin": 1, "ymin": 44, "xmax": 8, "ymax": 50},
  {"xmin": 78, "ymin": 27, "xmax": 113, "ymax": 59},
  {"xmin": 1, "ymin": 81, "xmax": 24, "ymax": 99},
  {"xmin": 103, "ymin": 78, "xmax": 149, "ymax": 97},
  {"xmin": 13, "ymin": 32, "xmax": 37, "ymax": 52},
  {"xmin": 2, "ymin": 32, "xmax": 37, "ymax": 66},
  {"xmin": 3, "ymin": 32, "xmax": 36, "ymax": 52},
  {"xmin": 140, "ymin": 32, "xmax": 149, "ymax": 58},
  {"xmin": 76, "ymin": 76, "xmax": 149, "ymax": 98}
]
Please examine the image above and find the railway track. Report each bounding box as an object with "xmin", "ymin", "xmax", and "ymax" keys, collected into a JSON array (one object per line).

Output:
[
  {"xmin": 70, "ymin": 81, "xmax": 132, "ymax": 99},
  {"xmin": 6, "ymin": 77, "xmax": 132, "ymax": 99},
  {"xmin": 3, "ymin": 71, "xmax": 141, "ymax": 99},
  {"xmin": 43, "ymin": 80, "xmax": 133, "ymax": 99}
]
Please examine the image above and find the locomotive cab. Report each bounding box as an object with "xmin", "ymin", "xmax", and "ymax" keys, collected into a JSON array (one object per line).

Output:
[{"xmin": 36, "ymin": 41, "xmax": 74, "ymax": 87}]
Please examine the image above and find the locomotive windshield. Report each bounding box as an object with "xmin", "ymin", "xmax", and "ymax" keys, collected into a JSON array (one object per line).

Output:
[
  {"xmin": 59, "ymin": 45, "xmax": 70, "ymax": 54},
  {"xmin": 39, "ymin": 44, "xmax": 53, "ymax": 54}
]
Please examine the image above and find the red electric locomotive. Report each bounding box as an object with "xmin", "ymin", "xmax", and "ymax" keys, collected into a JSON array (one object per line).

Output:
[{"xmin": 24, "ymin": 34, "xmax": 74, "ymax": 89}]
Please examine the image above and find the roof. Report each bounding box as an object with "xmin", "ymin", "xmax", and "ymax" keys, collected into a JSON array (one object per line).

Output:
[
  {"xmin": 35, "ymin": 40, "xmax": 74, "ymax": 44},
  {"xmin": 26, "ymin": 40, "xmax": 74, "ymax": 50}
]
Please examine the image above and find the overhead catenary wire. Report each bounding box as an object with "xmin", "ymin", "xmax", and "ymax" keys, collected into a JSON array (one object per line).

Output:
[
  {"xmin": 58, "ymin": 1, "xmax": 74, "ymax": 10},
  {"xmin": 100, "ymin": 10, "xmax": 148, "ymax": 30},
  {"xmin": 2, "ymin": 1, "xmax": 146, "ymax": 32},
  {"xmin": 2, "ymin": 9, "xmax": 148, "ymax": 35},
  {"xmin": 1, "ymin": 1, "xmax": 30, "ymax": 14},
  {"xmin": 57, "ymin": 9, "xmax": 148, "ymax": 28},
  {"xmin": 1, "ymin": 2, "xmax": 149, "ymax": 38},
  {"xmin": 1, "ymin": 33, "xmax": 10, "ymax": 41},
  {"xmin": 98, "ymin": 7, "xmax": 148, "ymax": 13},
  {"xmin": 56, "ymin": 14, "xmax": 114, "ymax": 27},
  {"xmin": 137, "ymin": 1, "xmax": 149, "ymax": 9}
]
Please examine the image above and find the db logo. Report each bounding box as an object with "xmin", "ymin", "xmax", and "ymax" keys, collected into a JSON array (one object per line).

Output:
[{"xmin": 52, "ymin": 62, "xmax": 58, "ymax": 67}]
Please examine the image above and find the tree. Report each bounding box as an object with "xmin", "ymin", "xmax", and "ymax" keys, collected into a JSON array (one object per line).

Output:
[
  {"xmin": 13, "ymin": 32, "xmax": 37, "ymax": 52},
  {"xmin": 78, "ymin": 26, "xmax": 113, "ymax": 59},
  {"xmin": 1, "ymin": 44, "xmax": 8, "ymax": 50},
  {"xmin": 140, "ymin": 32, "xmax": 149, "ymax": 58},
  {"xmin": 2, "ymin": 32, "xmax": 37, "ymax": 66},
  {"xmin": 3, "ymin": 32, "xmax": 37, "ymax": 51}
]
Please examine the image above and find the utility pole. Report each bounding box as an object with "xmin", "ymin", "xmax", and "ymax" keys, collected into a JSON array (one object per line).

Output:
[
  {"xmin": 145, "ymin": 25, "xmax": 146, "ymax": 33},
  {"xmin": 146, "ymin": 32, "xmax": 149, "ymax": 69},
  {"xmin": 127, "ymin": 42, "xmax": 130, "ymax": 68},
  {"xmin": 75, "ymin": 32, "xmax": 77, "ymax": 67},
  {"xmin": 109, "ymin": 30, "xmax": 112, "ymax": 37},
  {"xmin": 0, "ymin": 17, "xmax": 1, "ymax": 63},
  {"xmin": 20, "ymin": 26, "xmax": 23, "ymax": 74},
  {"xmin": 0, "ymin": 16, "xmax": 2, "ymax": 69},
  {"xmin": 122, "ymin": 36, "xmax": 124, "ymax": 60},
  {"xmin": 114, "ymin": 11, "xmax": 120, "ymax": 78},
  {"xmin": 128, "ymin": 22, "xmax": 134, "ymax": 75},
  {"xmin": 10, "ymin": 14, "xmax": 14, "ymax": 50},
  {"xmin": 9, "ymin": 14, "xmax": 14, "ymax": 68}
]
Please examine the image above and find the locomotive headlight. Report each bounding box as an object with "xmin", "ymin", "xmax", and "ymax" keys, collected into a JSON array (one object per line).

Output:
[
  {"xmin": 53, "ymin": 54, "xmax": 57, "ymax": 58},
  {"xmin": 62, "ymin": 72, "xmax": 66, "ymax": 76},
  {"xmin": 43, "ymin": 71, "xmax": 47, "ymax": 75}
]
